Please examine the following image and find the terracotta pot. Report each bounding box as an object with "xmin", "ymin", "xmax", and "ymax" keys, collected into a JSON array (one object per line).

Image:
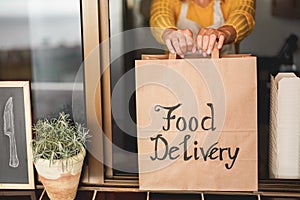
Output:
[{"xmin": 34, "ymin": 148, "xmax": 86, "ymax": 200}]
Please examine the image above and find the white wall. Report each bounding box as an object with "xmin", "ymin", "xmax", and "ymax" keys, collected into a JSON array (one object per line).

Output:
[{"xmin": 240, "ymin": 0, "xmax": 300, "ymax": 66}]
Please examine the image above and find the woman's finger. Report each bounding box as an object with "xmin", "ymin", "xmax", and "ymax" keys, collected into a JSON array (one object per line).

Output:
[
  {"xmin": 217, "ymin": 34, "xmax": 225, "ymax": 49},
  {"xmin": 207, "ymin": 34, "xmax": 217, "ymax": 54},
  {"xmin": 171, "ymin": 38, "xmax": 184, "ymax": 57},
  {"xmin": 196, "ymin": 34, "xmax": 203, "ymax": 51},
  {"xmin": 178, "ymin": 34, "xmax": 187, "ymax": 54},
  {"xmin": 202, "ymin": 35, "xmax": 209, "ymax": 51},
  {"xmin": 185, "ymin": 34, "xmax": 196, "ymax": 53},
  {"xmin": 165, "ymin": 39, "xmax": 175, "ymax": 54}
]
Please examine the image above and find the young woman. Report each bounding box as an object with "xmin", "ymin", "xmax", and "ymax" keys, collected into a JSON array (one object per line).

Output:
[{"xmin": 150, "ymin": 0, "xmax": 256, "ymax": 57}]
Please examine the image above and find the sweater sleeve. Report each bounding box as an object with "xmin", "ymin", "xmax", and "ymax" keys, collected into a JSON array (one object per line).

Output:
[
  {"xmin": 150, "ymin": 0, "xmax": 179, "ymax": 43},
  {"xmin": 223, "ymin": 0, "xmax": 256, "ymax": 43}
]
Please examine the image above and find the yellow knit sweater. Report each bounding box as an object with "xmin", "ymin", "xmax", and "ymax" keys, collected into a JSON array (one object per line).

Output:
[{"xmin": 150, "ymin": 0, "xmax": 256, "ymax": 44}]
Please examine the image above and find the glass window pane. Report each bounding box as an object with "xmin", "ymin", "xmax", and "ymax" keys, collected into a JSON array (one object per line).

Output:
[
  {"xmin": 205, "ymin": 194, "xmax": 257, "ymax": 200},
  {"xmin": 108, "ymin": 0, "xmax": 164, "ymax": 176},
  {"xmin": 151, "ymin": 193, "xmax": 200, "ymax": 200},
  {"xmin": 96, "ymin": 192, "xmax": 147, "ymax": 200},
  {"xmin": 262, "ymin": 198, "xmax": 300, "ymax": 200},
  {"xmin": 0, "ymin": 0, "xmax": 84, "ymax": 122}
]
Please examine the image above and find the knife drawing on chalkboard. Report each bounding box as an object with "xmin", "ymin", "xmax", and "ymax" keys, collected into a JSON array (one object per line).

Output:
[{"xmin": 3, "ymin": 97, "xmax": 19, "ymax": 168}]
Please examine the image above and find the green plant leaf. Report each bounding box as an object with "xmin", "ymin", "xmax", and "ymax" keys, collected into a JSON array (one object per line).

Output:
[{"xmin": 31, "ymin": 112, "xmax": 89, "ymax": 165}]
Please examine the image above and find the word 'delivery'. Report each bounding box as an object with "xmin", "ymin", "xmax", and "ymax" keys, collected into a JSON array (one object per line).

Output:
[{"xmin": 150, "ymin": 134, "xmax": 239, "ymax": 170}]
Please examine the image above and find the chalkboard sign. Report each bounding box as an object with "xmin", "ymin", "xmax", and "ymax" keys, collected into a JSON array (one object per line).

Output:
[{"xmin": 0, "ymin": 82, "xmax": 34, "ymax": 189}]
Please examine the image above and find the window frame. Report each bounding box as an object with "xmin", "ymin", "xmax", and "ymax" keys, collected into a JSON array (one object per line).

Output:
[
  {"xmin": 81, "ymin": 0, "xmax": 138, "ymax": 186},
  {"xmin": 80, "ymin": 0, "xmax": 300, "ymax": 196}
]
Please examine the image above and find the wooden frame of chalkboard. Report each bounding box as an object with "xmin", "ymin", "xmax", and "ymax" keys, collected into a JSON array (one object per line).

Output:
[{"xmin": 0, "ymin": 81, "xmax": 35, "ymax": 189}]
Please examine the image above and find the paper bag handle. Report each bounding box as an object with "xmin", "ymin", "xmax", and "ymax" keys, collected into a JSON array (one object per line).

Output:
[
  {"xmin": 168, "ymin": 46, "xmax": 220, "ymax": 59},
  {"xmin": 211, "ymin": 46, "xmax": 220, "ymax": 59},
  {"xmin": 168, "ymin": 52, "xmax": 177, "ymax": 59}
]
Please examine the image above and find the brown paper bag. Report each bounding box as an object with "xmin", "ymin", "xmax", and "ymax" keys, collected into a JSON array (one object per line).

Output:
[{"xmin": 135, "ymin": 53, "xmax": 257, "ymax": 191}]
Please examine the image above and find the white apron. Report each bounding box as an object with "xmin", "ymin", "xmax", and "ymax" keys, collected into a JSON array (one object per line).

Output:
[{"xmin": 176, "ymin": 0, "xmax": 235, "ymax": 55}]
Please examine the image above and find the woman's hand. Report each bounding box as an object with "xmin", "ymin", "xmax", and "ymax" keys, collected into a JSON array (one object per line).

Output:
[
  {"xmin": 162, "ymin": 28, "xmax": 196, "ymax": 58},
  {"xmin": 196, "ymin": 25, "xmax": 237, "ymax": 56}
]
